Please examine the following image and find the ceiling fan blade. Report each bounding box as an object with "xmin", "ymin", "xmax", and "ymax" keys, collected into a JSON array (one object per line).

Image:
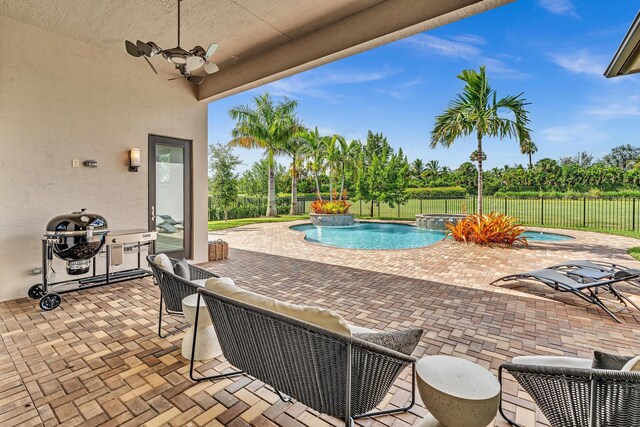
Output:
[
  {"xmin": 187, "ymin": 75, "xmax": 205, "ymax": 85},
  {"xmin": 186, "ymin": 56, "xmax": 205, "ymax": 71},
  {"xmin": 204, "ymin": 61, "xmax": 219, "ymax": 74},
  {"xmin": 143, "ymin": 56, "xmax": 158, "ymax": 75},
  {"xmin": 137, "ymin": 40, "xmax": 153, "ymax": 57},
  {"xmin": 125, "ymin": 40, "xmax": 142, "ymax": 57},
  {"xmin": 205, "ymin": 43, "xmax": 218, "ymax": 59}
]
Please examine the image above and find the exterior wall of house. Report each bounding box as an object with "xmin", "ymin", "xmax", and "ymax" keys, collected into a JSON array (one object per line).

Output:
[{"xmin": 0, "ymin": 17, "xmax": 209, "ymax": 302}]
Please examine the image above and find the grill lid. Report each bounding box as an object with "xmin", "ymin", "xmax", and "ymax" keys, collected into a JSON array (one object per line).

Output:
[{"xmin": 45, "ymin": 208, "xmax": 108, "ymax": 237}]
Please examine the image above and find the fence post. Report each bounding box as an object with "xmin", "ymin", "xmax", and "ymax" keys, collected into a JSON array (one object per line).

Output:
[
  {"xmin": 504, "ymin": 197, "xmax": 508, "ymax": 215},
  {"xmin": 420, "ymin": 197, "xmax": 423, "ymax": 214},
  {"xmin": 583, "ymin": 197, "xmax": 586, "ymax": 228},
  {"xmin": 377, "ymin": 202, "xmax": 380, "ymax": 218},
  {"xmin": 541, "ymin": 197, "xmax": 544, "ymax": 225},
  {"xmin": 360, "ymin": 200, "xmax": 362, "ymax": 216},
  {"xmin": 634, "ymin": 198, "xmax": 637, "ymax": 231},
  {"xmin": 445, "ymin": 198, "xmax": 448, "ymax": 214}
]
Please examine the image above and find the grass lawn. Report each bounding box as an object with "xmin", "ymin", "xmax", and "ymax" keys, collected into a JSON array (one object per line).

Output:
[
  {"xmin": 208, "ymin": 215, "xmax": 309, "ymax": 231},
  {"xmin": 629, "ymin": 247, "xmax": 640, "ymax": 261}
]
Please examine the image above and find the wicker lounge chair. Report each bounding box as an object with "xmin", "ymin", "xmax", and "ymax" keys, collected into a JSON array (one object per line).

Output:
[
  {"xmin": 498, "ymin": 356, "xmax": 640, "ymax": 427},
  {"xmin": 189, "ymin": 286, "xmax": 419, "ymax": 426},
  {"xmin": 147, "ymin": 254, "xmax": 219, "ymax": 337},
  {"xmin": 491, "ymin": 268, "xmax": 640, "ymax": 322}
]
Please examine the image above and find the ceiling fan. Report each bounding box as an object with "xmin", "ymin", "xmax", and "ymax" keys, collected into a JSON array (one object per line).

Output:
[{"xmin": 125, "ymin": 0, "xmax": 219, "ymax": 85}]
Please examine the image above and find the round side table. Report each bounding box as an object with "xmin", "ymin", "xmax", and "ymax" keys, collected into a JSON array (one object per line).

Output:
[
  {"xmin": 416, "ymin": 355, "xmax": 500, "ymax": 427},
  {"xmin": 181, "ymin": 294, "xmax": 221, "ymax": 360}
]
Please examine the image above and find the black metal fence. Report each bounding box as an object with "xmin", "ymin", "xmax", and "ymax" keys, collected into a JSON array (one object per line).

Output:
[{"xmin": 211, "ymin": 195, "xmax": 640, "ymax": 232}]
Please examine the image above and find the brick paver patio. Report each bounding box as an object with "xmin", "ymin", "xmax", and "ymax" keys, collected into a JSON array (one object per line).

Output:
[{"xmin": 2, "ymin": 221, "xmax": 640, "ymax": 426}]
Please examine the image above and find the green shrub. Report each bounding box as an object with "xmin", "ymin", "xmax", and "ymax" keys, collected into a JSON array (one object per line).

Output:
[{"xmin": 405, "ymin": 186, "xmax": 467, "ymax": 198}]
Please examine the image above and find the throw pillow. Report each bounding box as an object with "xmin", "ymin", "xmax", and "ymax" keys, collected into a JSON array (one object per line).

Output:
[
  {"xmin": 592, "ymin": 350, "xmax": 634, "ymax": 370},
  {"xmin": 622, "ymin": 356, "xmax": 640, "ymax": 372},
  {"xmin": 173, "ymin": 258, "xmax": 190, "ymax": 280},
  {"xmin": 153, "ymin": 253, "xmax": 173, "ymax": 271},
  {"xmin": 354, "ymin": 329, "xmax": 424, "ymax": 356}
]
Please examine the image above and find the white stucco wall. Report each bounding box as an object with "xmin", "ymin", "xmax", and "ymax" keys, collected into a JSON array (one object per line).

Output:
[{"xmin": 0, "ymin": 17, "xmax": 209, "ymax": 302}]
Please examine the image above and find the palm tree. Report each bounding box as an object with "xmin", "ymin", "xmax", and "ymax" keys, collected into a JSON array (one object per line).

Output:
[
  {"xmin": 521, "ymin": 139, "xmax": 538, "ymax": 168},
  {"xmin": 298, "ymin": 127, "xmax": 326, "ymax": 199},
  {"xmin": 228, "ymin": 93, "xmax": 298, "ymax": 217},
  {"xmin": 323, "ymin": 135, "xmax": 340, "ymax": 200},
  {"xmin": 333, "ymin": 135, "xmax": 360, "ymax": 200},
  {"xmin": 423, "ymin": 160, "xmax": 441, "ymax": 178},
  {"xmin": 431, "ymin": 66, "xmax": 531, "ymax": 214},
  {"xmin": 280, "ymin": 126, "xmax": 305, "ymax": 215},
  {"xmin": 410, "ymin": 159, "xmax": 425, "ymax": 179}
]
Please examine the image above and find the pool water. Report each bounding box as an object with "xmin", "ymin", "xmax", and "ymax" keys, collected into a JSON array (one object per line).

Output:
[
  {"xmin": 291, "ymin": 223, "xmax": 574, "ymax": 250},
  {"xmin": 521, "ymin": 231, "xmax": 574, "ymax": 241},
  {"xmin": 291, "ymin": 223, "xmax": 445, "ymax": 249}
]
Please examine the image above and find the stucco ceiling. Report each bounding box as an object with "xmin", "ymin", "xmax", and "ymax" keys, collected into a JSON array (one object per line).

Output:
[{"xmin": 0, "ymin": 0, "xmax": 382, "ymax": 71}]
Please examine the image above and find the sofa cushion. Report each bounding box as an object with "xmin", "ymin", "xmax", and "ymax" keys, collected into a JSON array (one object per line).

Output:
[
  {"xmin": 154, "ymin": 253, "xmax": 173, "ymax": 271},
  {"xmin": 354, "ymin": 329, "xmax": 423, "ymax": 356},
  {"xmin": 622, "ymin": 356, "xmax": 640, "ymax": 372},
  {"xmin": 173, "ymin": 258, "xmax": 191, "ymax": 280},
  {"xmin": 592, "ymin": 350, "xmax": 634, "ymax": 370},
  {"xmin": 512, "ymin": 356, "xmax": 592, "ymax": 369},
  {"xmin": 192, "ymin": 277, "xmax": 234, "ymax": 288},
  {"xmin": 204, "ymin": 278, "xmax": 351, "ymax": 336}
]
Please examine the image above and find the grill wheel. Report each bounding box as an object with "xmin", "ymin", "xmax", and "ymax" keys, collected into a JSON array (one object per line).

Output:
[{"xmin": 39, "ymin": 293, "xmax": 61, "ymax": 311}]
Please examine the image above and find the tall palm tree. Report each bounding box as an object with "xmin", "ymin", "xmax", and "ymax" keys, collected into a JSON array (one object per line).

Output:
[
  {"xmin": 298, "ymin": 127, "xmax": 325, "ymax": 199},
  {"xmin": 228, "ymin": 93, "xmax": 298, "ymax": 217},
  {"xmin": 431, "ymin": 66, "xmax": 531, "ymax": 214},
  {"xmin": 333, "ymin": 135, "xmax": 360, "ymax": 200},
  {"xmin": 423, "ymin": 160, "xmax": 441, "ymax": 178},
  {"xmin": 280, "ymin": 126, "xmax": 305, "ymax": 215},
  {"xmin": 521, "ymin": 139, "xmax": 538, "ymax": 168},
  {"xmin": 323, "ymin": 135, "xmax": 340, "ymax": 200}
]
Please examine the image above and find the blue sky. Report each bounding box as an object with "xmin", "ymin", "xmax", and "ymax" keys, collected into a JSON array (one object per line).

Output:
[{"xmin": 208, "ymin": 0, "xmax": 640, "ymax": 171}]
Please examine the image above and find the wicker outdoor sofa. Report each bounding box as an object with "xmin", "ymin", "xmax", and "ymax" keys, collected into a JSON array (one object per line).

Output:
[
  {"xmin": 147, "ymin": 254, "xmax": 219, "ymax": 337},
  {"xmin": 499, "ymin": 356, "xmax": 640, "ymax": 427},
  {"xmin": 190, "ymin": 286, "xmax": 420, "ymax": 426}
]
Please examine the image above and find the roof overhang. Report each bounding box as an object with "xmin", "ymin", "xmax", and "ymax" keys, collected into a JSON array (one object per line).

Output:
[
  {"xmin": 0, "ymin": 0, "xmax": 513, "ymax": 101},
  {"xmin": 605, "ymin": 12, "xmax": 640, "ymax": 78}
]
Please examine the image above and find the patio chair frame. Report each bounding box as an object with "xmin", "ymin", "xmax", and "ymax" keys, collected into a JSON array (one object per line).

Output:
[
  {"xmin": 188, "ymin": 289, "xmax": 418, "ymax": 426},
  {"xmin": 498, "ymin": 362, "xmax": 640, "ymax": 427},
  {"xmin": 146, "ymin": 254, "xmax": 220, "ymax": 338},
  {"xmin": 491, "ymin": 268, "xmax": 640, "ymax": 322}
]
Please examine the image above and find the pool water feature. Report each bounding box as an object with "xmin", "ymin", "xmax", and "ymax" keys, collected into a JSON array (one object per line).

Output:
[{"xmin": 291, "ymin": 223, "xmax": 574, "ymax": 250}]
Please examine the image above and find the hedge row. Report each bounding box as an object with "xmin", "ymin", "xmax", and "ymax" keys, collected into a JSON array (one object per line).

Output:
[
  {"xmin": 493, "ymin": 189, "xmax": 640, "ymax": 199},
  {"xmin": 404, "ymin": 186, "xmax": 468, "ymax": 198}
]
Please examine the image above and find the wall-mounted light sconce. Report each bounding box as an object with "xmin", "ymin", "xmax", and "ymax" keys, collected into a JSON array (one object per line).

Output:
[
  {"xmin": 83, "ymin": 160, "xmax": 98, "ymax": 168},
  {"xmin": 129, "ymin": 148, "xmax": 141, "ymax": 172}
]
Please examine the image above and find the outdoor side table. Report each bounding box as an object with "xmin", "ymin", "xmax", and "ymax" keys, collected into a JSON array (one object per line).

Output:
[
  {"xmin": 181, "ymin": 294, "xmax": 221, "ymax": 360},
  {"xmin": 416, "ymin": 355, "xmax": 500, "ymax": 427}
]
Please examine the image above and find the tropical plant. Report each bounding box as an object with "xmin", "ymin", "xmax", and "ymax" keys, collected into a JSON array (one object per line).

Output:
[
  {"xmin": 228, "ymin": 93, "xmax": 299, "ymax": 216},
  {"xmin": 297, "ymin": 127, "xmax": 326, "ymax": 199},
  {"xmin": 520, "ymin": 139, "xmax": 538, "ymax": 168},
  {"xmin": 446, "ymin": 212, "xmax": 527, "ymax": 246},
  {"xmin": 602, "ymin": 144, "xmax": 640, "ymax": 170},
  {"xmin": 310, "ymin": 199, "xmax": 352, "ymax": 214},
  {"xmin": 280, "ymin": 129, "xmax": 305, "ymax": 215},
  {"xmin": 431, "ymin": 66, "xmax": 532, "ymax": 214},
  {"xmin": 209, "ymin": 144, "xmax": 242, "ymax": 221},
  {"xmin": 332, "ymin": 135, "xmax": 361, "ymax": 200}
]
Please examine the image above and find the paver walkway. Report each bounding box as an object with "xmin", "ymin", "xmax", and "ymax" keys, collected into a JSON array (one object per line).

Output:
[{"xmin": 1, "ymin": 221, "xmax": 639, "ymax": 426}]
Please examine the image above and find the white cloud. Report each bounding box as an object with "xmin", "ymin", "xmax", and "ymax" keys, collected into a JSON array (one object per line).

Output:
[
  {"xmin": 406, "ymin": 34, "xmax": 529, "ymax": 79},
  {"xmin": 584, "ymin": 96, "xmax": 640, "ymax": 118},
  {"xmin": 549, "ymin": 49, "xmax": 608, "ymax": 76},
  {"xmin": 375, "ymin": 78, "xmax": 424, "ymax": 100},
  {"xmin": 540, "ymin": 123, "xmax": 605, "ymax": 145},
  {"xmin": 407, "ymin": 34, "xmax": 480, "ymax": 60},
  {"xmin": 260, "ymin": 67, "xmax": 400, "ymax": 100},
  {"xmin": 538, "ymin": 0, "xmax": 578, "ymax": 18}
]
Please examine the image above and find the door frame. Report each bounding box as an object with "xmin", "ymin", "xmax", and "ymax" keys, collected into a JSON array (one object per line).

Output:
[{"xmin": 148, "ymin": 134, "xmax": 193, "ymax": 259}]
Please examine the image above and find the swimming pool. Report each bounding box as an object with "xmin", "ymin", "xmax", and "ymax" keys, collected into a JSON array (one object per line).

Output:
[{"xmin": 291, "ymin": 223, "xmax": 573, "ymax": 250}]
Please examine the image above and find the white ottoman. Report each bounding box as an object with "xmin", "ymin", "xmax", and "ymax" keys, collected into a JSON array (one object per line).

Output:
[
  {"xmin": 181, "ymin": 294, "xmax": 221, "ymax": 360},
  {"xmin": 417, "ymin": 355, "xmax": 500, "ymax": 427}
]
